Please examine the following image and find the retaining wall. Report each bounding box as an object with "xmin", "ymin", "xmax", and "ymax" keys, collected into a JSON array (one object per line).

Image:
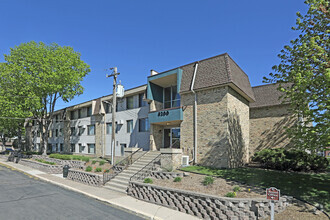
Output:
[
  {"xmin": 67, "ymin": 169, "xmax": 103, "ymax": 187},
  {"xmin": 148, "ymin": 171, "xmax": 185, "ymax": 179},
  {"xmin": 19, "ymin": 159, "xmax": 63, "ymax": 174},
  {"xmin": 128, "ymin": 181, "xmax": 291, "ymax": 220},
  {"xmin": 32, "ymin": 155, "xmax": 85, "ymax": 169}
]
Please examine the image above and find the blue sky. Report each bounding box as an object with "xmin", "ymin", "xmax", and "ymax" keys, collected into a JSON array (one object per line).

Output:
[{"xmin": 0, "ymin": 0, "xmax": 307, "ymax": 110}]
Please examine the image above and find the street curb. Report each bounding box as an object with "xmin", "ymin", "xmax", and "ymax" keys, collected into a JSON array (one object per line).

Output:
[{"xmin": 0, "ymin": 162, "xmax": 160, "ymax": 220}]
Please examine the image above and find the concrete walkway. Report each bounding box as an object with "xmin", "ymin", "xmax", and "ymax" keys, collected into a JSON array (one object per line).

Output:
[{"xmin": 0, "ymin": 158, "xmax": 199, "ymax": 220}]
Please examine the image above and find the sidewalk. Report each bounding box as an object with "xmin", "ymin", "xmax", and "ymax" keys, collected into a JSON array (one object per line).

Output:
[{"xmin": 0, "ymin": 158, "xmax": 199, "ymax": 220}]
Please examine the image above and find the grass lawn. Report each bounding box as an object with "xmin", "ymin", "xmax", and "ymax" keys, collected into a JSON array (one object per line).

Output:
[{"xmin": 180, "ymin": 166, "xmax": 330, "ymax": 212}]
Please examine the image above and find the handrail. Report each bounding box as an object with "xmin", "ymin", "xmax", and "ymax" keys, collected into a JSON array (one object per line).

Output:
[
  {"xmin": 130, "ymin": 153, "xmax": 161, "ymax": 182},
  {"xmin": 103, "ymin": 148, "xmax": 146, "ymax": 184}
]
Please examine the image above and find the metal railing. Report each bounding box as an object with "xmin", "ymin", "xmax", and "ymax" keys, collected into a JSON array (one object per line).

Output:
[
  {"xmin": 103, "ymin": 148, "xmax": 146, "ymax": 184},
  {"xmin": 130, "ymin": 153, "xmax": 161, "ymax": 182}
]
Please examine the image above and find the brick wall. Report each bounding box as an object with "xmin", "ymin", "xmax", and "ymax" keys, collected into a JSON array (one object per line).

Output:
[
  {"xmin": 181, "ymin": 86, "xmax": 250, "ymax": 168},
  {"xmin": 249, "ymin": 105, "xmax": 295, "ymax": 158}
]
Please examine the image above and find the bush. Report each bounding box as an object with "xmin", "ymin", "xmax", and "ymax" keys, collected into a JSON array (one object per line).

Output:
[
  {"xmin": 225, "ymin": 192, "xmax": 236, "ymax": 198},
  {"xmin": 50, "ymin": 154, "xmax": 90, "ymax": 162},
  {"xmin": 104, "ymin": 169, "xmax": 110, "ymax": 173},
  {"xmin": 202, "ymin": 176, "xmax": 214, "ymax": 186},
  {"xmin": 92, "ymin": 160, "xmax": 97, "ymax": 164},
  {"xmin": 85, "ymin": 166, "xmax": 92, "ymax": 172},
  {"xmin": 143, "ymin": 178, "xmax": 153, "ymax": 184},
  {"xmin": 233, "ymin": 186, "xmax": 240, "ymax": 192},
  {"xmin": 173, "ymin": 177, "xmax": 182, "ymax": 182},
  {"xmin": 99, "ymin": 160, "xmax": 105, "ymax": 166},
  {"xmin": 95, "ymin": 167, "xmax": 102, "ymax": 172},
  {"xmin": 252, "ymin": 148, "xmax": 329, "ymax": 172},
  {"xmin": 35, "ymin": 159, "xmax": 56, "ymax": 165}
]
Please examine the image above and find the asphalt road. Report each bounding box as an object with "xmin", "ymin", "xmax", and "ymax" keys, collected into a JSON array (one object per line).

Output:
[{"xmin": 0, "ymin": 165, "xmax": 145, "ymax": 220}]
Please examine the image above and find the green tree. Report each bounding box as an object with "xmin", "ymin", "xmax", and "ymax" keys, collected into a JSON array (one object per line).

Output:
[
  {"xmin": 0, "ymin": 41, "xmax": 90, "ymax": 155},
  {"xmin": 264, "ymin": 0, "xmax": 329, "ymax": 152}
]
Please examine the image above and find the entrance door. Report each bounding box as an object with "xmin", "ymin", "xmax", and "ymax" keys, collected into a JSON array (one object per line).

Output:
[
  {"xmin": 163, "ymin": 128, "xmax": 180, "ymax": 148},
  {"xmin": 164, "ymin": 129, "xmax": 171, "ymax": 148}
]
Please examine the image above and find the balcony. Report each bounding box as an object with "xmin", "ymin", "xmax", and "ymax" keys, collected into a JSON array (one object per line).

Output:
[{"xmin": 148, "ymin": 106, "xmax": 183, "ymax": 125}]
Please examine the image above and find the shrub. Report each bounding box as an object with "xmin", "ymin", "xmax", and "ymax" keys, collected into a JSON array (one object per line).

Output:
[
  {"xmin": 99, "ymin": 160, "xmax": 105, "ymax": 166},
  {"xmin": 85, "ymin": 166, "xmax": 92, "ymax": 172},
  {"xmin": 173, "ymin": 177, "xmax": 182, "ymax": 182},
  {"xmin": 225, "ymin": 192, "xmax": 236, "ymax": 198},
  {"xmin": 202, "ymin": 176, "xmax": 214, "ymax": 186},
  {"xmin": 233, "ymin": 186, "xmax": 240, "ymax": 192},
  {"xmin": 92, "ymin": 160, "xmax": 97, "ymax": 164},
  {"xmin": 252, "ymin": 148, "xmax": 329, "ymax": 172},
  {"xmin": 35, "ymin": 159, "xmax": 56, "ymax": 165},
  {"xmin": 104, "ymin": 169, "xmax": 110, "ymax": 173},
  {"xmin": 50, "ymin": 154, "xmax": 90, "ymax": 162},
  {"xmin": 143, "ymin": 178, "xmax": 153, "ymax": 184},
  {"xmin": 95, "ymin": 167, "xmax": 102, "ymax": 172}
]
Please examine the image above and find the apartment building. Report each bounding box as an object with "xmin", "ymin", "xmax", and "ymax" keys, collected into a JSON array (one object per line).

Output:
[
  {"xmin": 27, "ymin": 85, "xmax": 149, "ymax": 157},
  {"xmin": 26, "ymin": 53, "xmax": 295, "ymax": 168}
]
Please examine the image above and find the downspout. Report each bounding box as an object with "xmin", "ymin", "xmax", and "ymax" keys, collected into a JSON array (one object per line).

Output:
[{"xmin": 189, "ymin": 62, "xmax": 199, "ymax": 164}]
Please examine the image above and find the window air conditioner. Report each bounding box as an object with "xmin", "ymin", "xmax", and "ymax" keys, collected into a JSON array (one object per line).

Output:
[
  {"xmin": 117, "ymin": 120, "xmax": 124, "ymax": 125},
  {"xmin": 182, "ymin": 156, "xmax": 189, "ymax": 167},
  {"xmin": 81, "ymin": 125, "xmax": 87, "ymax": 129}
]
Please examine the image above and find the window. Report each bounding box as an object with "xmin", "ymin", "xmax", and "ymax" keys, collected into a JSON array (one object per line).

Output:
[
  {"xmin": 47, "ymin": 144, "xmax": 52, "ymax": 152},
  {"xmin": 60, "ymin": 143, "xmax": 63, "ymax": 152},
  {"xmin": 71, "ymin": 127, "xmax": 75, "ymax": 136},
  {"xmin": 59, "ymin": 128, "xmax": 63, "ymax": 137},
  {"xmin": 139, "ymin": 93, "xmax": 147, "ymax": 107},
  {"xmin": 36, "ymin": 130, "xmax": 40, "ymax": 137},
  {"xmin": 139, "ymin": 118, "xmax": 149, "ymax": 132},
  {"xmin": 55, "ymin": 129, "xmax": 58, "ymax": 137},
  {"xmin": 88, "ymin": 144, "xmax": 95, "ymax": 154},
  {"xmin": 87, "ymin": 125, "xmax": 95, "ymax": 135},
  {"xmin": 71, "ymin": 144, "xmax": 75, "ymax": 153},
  {"xmin": 70, "ymin": 111, "xmax": 75, "ymax": 120},
  {"xmin": 79, "ymin": 127, "xmax": 84, "ymax": 136},
  {"xmin": 164, "ymin": 86, "xmax": 180, "ymax": 109},
  {"xmin": 106, "ymin": 123, "xmax": 112, "ymax": 134},
  {"xmin": 79, "ymin": 144, "xmax": 83, "ymax": 153},
  {"xmin": 87, "ymin": 106, "xmax": 92, "ymax": 117},
  {"xmin": 127, "ymin": 120, "xmax": 133, "ymax": 133},
  {"xmin": 78, "ymin": 109, "xmax": 82, "ymax": 118},
  {"xmin": 104, "ymin": 102, "xmax": 111, "ymax": 113},
  {"xmin": 126, "ymin": 96, "xmax": 134, "ymax": 109}
]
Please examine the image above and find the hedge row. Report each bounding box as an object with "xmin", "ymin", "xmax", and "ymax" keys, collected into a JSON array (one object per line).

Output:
[
  {"xmin": 252, "ymin": 148, "xmax": 329, "ymax": 172},
  {"xmin": 49, "ymin": 154, "xmax": 90, "ymax": 162}
]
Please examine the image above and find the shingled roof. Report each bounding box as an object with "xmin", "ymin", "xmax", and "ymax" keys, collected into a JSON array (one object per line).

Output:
[
  {"xmin": 250, "ymin": 83, "xmax": 291, "ymax": 108},
  {"xmin": 176, "ymin": 53, "xmax": 255, "ymax": 102}
]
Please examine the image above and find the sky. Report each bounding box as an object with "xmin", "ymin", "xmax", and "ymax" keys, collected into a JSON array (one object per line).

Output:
[{"xmin": 0, "ymin": 0, "xmax": 308, "ymax": 110}]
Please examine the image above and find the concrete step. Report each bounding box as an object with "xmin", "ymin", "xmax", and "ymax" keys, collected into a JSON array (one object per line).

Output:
[
  {"xmin": 121, "ymin": 170, "xmax": 138, "ymax": 175},
  {"xmin": 126, "ymin": 167, "xmax": 143, "ymax": 172},
  {"xmin": 116, "ymin": 173, "xmax": 134, "ymax": 178},
  {"xmin": 106, "ymin": 182, "xmax": 128, "ymax": 191},
  {"xmin": 115, "ymin": 175, "xmax": 130, "ymax": 181},
  {"xmin": 103, "ymin": 185, "xmax": 127, "ymax": 194},
  {"xmin": 111, "ymin": 178, "xmax": 129, "ymax": 185}
]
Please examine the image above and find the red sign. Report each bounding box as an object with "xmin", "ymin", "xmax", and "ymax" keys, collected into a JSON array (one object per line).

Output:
[{"xmin": 266, "ymin": 187, "xmax": 280, "ymax": 200}]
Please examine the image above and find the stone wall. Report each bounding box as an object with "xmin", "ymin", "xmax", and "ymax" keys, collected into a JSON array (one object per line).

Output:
[
  {"xmin": 148, "ymin": 171, "xmax": 185, "ymax": 179},
  {"xmin": 67, "ymin": 169, "xmax": 103, "ymax": 186},
  {"xmin": 150, "ymin": 124, "xmax": 163, "ymax": 151},
  {"xmin": 32, "ymin": 155, "xmax": 86, "ymax": 169},
  {"xmin": 128, "ymin": 181, "xmax": 291, "ymax": 220},
  {"xmin": 19, "ymin": 159, "xmax": 63, "ymax": 174},
  {"xmin": 249, "ymin": 105, "xmax": 295, "ymax": 158}
]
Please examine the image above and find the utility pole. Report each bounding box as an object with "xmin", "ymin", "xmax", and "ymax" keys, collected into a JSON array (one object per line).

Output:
[{"xmin": 106, "ymin": 67, "xmax": 120, "ymax": 165}]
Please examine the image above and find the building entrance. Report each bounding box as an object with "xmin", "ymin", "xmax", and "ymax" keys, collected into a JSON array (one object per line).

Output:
[{"xmin": 163, "ymin": 127, "xmax": 180, "ymax": 148}]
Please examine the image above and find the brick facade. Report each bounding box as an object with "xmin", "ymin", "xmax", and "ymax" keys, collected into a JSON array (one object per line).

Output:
[
  {"xmin": 181, "ymin": 86, "xmax": 249, "ymax": 168},
  {"xmin": 249, "ymin": 104, "xmax": 295, "ymax": 158}
]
